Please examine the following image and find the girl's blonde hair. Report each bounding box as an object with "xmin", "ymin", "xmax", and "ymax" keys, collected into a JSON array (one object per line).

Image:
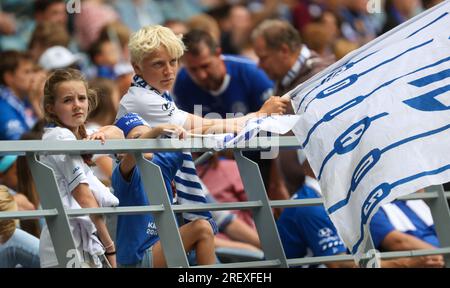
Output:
[
  {"xmin": 129, "ymin": 25, "xmax": 185, "ymax": 67},
  {"xmin": 0, "ymin": 185, "xmax": 17, "ymax": 244},
  {"xmin": 43, "ymin": 68, "xmax": 97, "ymax": 139}
]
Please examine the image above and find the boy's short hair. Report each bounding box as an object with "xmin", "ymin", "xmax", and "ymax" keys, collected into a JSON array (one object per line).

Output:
[
  {"xmin": 128, "ymin": 25, "xmax": 185, "ymax": 66},
  {"xmin": 0, "ymin": 51, "xmax": 32, "ymax": 86}
]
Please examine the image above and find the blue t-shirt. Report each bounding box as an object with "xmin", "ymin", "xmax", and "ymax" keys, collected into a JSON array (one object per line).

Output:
[
  {"xmin": 112, "ymin": 152, "xmax": 183, "ymax": 265},
  {"xmin": 174, "ymin": 55, "xmax": 273, "ymax": 117},
  {"xmin": 276, "ymin": 185, "xmax": 346, "ymax": 261},
  {"xmin": 370, "ymin": 200, "xmax": 440, "ymax": 249},
  {"xmin": 0, "ymin": 86, "xmax": 36, "ymax": 140}
]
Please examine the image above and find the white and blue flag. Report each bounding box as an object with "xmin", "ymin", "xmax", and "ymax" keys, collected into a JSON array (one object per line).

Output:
[{"xmin": 286, "ymin": 2, "xmax": 450, "ymax": 261}]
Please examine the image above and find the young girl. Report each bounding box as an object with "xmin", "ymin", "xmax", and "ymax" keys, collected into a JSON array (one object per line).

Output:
[{"xmin": 40, "ymin": 68, "xmax": 122, "ymax": 268}]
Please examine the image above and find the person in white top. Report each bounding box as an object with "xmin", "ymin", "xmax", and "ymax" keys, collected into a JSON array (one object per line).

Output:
[
  {"xmin": 40, "ymin": 68, "xmax": 123, "ymax": 268},
  {"xmin": 116, "ymin": 25, "xmax": 290, "ymax": 135}
]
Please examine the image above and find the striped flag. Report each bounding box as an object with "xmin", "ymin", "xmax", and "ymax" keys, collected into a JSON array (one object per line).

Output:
[
  {"xmin": 174, "ymin": 152, "xmax": 218, "ymax": 233},
  {"xmin": 287, "ymin": 2, "xmax": 450, "ymax": 261}
]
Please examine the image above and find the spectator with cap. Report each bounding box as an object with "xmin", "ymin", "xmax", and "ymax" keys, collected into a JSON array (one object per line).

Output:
[{"xmin": 38, "ymin": 46, "xmax": 81, "ymax": 71}]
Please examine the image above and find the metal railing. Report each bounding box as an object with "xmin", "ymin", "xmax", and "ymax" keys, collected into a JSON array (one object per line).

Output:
[{"xmin": 0, "ymin": 136, "xmax": 449, "ymax": 268}]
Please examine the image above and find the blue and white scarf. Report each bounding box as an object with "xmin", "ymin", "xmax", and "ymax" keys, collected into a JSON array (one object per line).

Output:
[
  {"xmin": 131, "ymin": 75, "xmax": 218, "ymax": 233},
  {"xmin": 280, "ymin": 45, "xmax": 312, "ymax": 88}
]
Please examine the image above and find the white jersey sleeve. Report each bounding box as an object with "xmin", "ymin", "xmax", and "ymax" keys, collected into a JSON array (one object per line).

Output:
[
  {"xmin": 42, "ymin": 127, "xmax": 88, "ymax": 193},
  {"xmin": 116, "ymin": 86, "xmax": 188, "ymax": 127}
]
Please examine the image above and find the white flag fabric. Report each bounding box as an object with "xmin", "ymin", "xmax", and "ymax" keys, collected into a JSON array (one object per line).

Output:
[
  {"xmin": 288, "ymin": 2, "xmax": 450, "ymax": 260},
  {"xmin": 195, "ymin": 115, "xmax": 301, "ymax": 149}
]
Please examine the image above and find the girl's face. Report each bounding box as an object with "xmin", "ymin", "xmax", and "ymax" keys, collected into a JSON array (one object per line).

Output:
[{"xmin": 48, "ymin": 80, "xmax": 89, "ymax": 132}]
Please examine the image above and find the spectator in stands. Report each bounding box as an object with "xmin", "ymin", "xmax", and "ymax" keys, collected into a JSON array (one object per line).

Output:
[
  {"xmin": 173, "ymin": 29, "xmax": 284, "ymax": 206},
  {"xmin": 276, "ymin": 176, "xmax": 353, "ymax": 268},
  {"xmin": 0, "ymin": 51, "xmax": 41, "ymax": 140},
  {"xmin": 88, "ymin": 38, "xmax": 121, "ymax": 80},
  {"xmin": 116, "ymin": 25, "xmax": 288, "ymax": 231},
  {"xmin": 28, "ymin": 22, "xmax": 71, "ymax": 63},
  {"xmin": 40, "ymin": 68, "xmax": 123, "ymax": 267},
  {"xmin": 251, "ymin": 20, "xmax": 334, "ymax": 197},
  {"xmin": 117, "ymin": 24, "xmax": 288, "ymax": 140},
  {"xmin": 34, "ymin": 0, "xmax": 68, "ymax": 26},
  {"xmin": 291, "ymin": 0, "xmax": 327, "ymax": 34},
  {"xmin": 174, "ymin": 29, "xmax": 273, "ymax": 118},
  {"xmin": 98, "ymin": 22, "xmax": 132, "ymax": 63},
  {"xmin": 0, "ymin": 185, "xmax": 40, "ymax": 268},
  {"xmin": 339, "ymin": 0, "xmax": 378, "ymax": 45},
  {"xmin": 369, "ymin": 192, "xmax": 445, "ymax": 268},
  {"xmin": 112, "ymin": 113, "xmax": 217, "ymax": 267},
  {"xmin": 38, "ymin": 46, "xmax": 81, "ymax": 71},
  {"xmin": 0, "ymin": 0, "xmax": 68, "ymax": 51},
  {"xmin": 98, "ymin": 22, "xmax": 134, "ymax": 97}
]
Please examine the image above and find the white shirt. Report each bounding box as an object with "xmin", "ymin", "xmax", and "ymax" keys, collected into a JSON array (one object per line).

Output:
[
  {"xmin": 116, "ymin": 86, "xmax": 188, "ymax": 127},
  {"xmin": 39, "ymin": 127, "xmax": 117, "ymax": 267}
]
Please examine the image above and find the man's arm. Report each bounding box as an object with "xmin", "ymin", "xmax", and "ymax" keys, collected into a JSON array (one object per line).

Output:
[
  {"xmin": 379, "ymin": 230, "xmax": 444, "ymax": 268},
  {"xmin": 381, "ymin": 230, "xmax": 437, "ymax": 251}
]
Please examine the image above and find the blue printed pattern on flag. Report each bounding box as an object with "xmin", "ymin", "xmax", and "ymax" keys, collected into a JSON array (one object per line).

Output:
[{"xmin": 289, "ymin": 1, "xmax": 450, "ymax": 261}]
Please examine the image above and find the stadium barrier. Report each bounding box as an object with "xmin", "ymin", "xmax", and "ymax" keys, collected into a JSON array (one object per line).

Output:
[{"xmin": 0, "ymin": 136, "xmax": 449, "ymax": 268}]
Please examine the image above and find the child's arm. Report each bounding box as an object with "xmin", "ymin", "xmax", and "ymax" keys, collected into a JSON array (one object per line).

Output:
[
  {"xmin": 128, "ymin": 124, "xmax": 187, "ymax": 140},
  {"xmin": 119, "ymin": 124, "xmax": 186, "ymax": 180},
  {"xmin": 184, "ymin": 96, "xmax": 290, "ymax": 134},
  {"xmin": 72, "ymin": 183, "xmax": 116, "ymax": 267},
  {"xmin": 85, "ymin": 126, "xmax": 125, "ymax": 143}
]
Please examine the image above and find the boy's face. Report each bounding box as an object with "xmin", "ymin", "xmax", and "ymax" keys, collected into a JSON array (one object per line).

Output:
[
  {"xmin": 133, "ymin": 46, "xmax": 178, "ymax": 93},
  {"xmin": 5, "ymin": 59, "xmax": 34, "ymax": 98}
]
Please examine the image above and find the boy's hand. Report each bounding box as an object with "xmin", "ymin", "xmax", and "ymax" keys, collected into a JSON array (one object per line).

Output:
[
  {"xmin": 158, "ymin": 124, "xmax": 187, "ymax": 139},
  {"xmin": 258, "ymin": 96, "xmax": 291, "ymax": 116}
]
